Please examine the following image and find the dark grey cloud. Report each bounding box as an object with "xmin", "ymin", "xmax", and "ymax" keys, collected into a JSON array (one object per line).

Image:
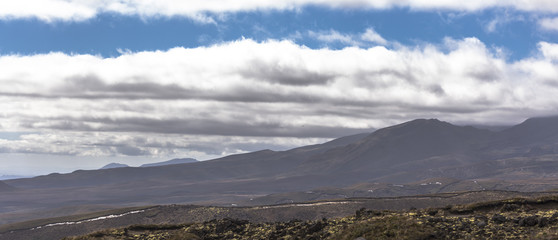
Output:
[
  {"xmin": 466, "ymin": 65, "xmax": 502, "ymax": 82},
  {"xmin": 57, "ymin": 74, "xmax": 191, "ymax": 99},
  {"xmin": 28, "ymin": 116, "xmax": 370, "ymax": 138},
  {"xmin": 239, "ymin": 60, "xmax": 336, "ymax": 86},
  {"xmin": 0, "ymin": 74, "xmax": 332, "ymax": 104},
  {"xmin": 87, "ymin": 136, "xmax": 223, "ymax": 156},
  {"xmin": 114, "ymin": 146, "xmax": 147, "ymax": 156},
  {"xmin": 427, "ymin": 84, "xmax": 446, "ymax": 96},
  {"xmin": 354, "ymin": 69, "xmax": 446, "ymax": 96}
]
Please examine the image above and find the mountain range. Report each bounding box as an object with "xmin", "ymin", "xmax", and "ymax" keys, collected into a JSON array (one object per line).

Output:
[{"xmin": 2, "ymin": 116, "xmax": 558, "ymax": 226}]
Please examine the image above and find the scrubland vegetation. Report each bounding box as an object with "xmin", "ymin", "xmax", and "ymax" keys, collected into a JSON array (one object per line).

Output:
[{"xmin": 66, "ymin": 196, "xmax": 558, "ymax": 240}]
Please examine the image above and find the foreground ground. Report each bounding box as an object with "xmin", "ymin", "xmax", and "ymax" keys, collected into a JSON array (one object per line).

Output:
[{"xmin": 65, "ymin": 196, "xmax": 558, "ymax": 240}]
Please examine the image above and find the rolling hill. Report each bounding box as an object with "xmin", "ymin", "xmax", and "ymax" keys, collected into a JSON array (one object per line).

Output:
[{"xmin": 3, "ymin": 116, "xmax": 558, "ymax": 226}]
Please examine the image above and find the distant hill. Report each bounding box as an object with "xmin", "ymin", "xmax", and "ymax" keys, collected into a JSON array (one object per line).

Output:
[
  {"xmin": 140, "ymin": 158, "xmax": 197, "ymax": 168},
  {"xmin": 99, "ymin": 158, "xmax": 198, "ymax": 170},
  {"xmin": 0, "ymin": 175, "xmax": 31, "ymax": 180},
  {"xmin": 6, "ymin": 116, "xmax": 558, "ymax": 226},
  {"xmin": 100, "ymin": 163, "xmax": 129, "ymax": 169}
]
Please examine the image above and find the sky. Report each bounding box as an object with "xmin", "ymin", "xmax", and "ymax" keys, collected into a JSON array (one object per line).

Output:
[{"xmin": 1, "ymin": 0, "xmax": 558, "ymax": 176}]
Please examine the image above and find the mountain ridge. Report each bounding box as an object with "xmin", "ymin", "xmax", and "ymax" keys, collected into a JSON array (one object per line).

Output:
[
  {"xmin": 294, "ymin": 118, "xmax": 493, "ymax": 177},
  {"xmin": 4, "ymin": 116, "xmax": 558, "ymax": 226},
  {"xmin": 7, "ymin": 116, "xmax": 558, "ymax": 188},
  {"xmin": 140, "ymin": 158, "xmax": 197, "ymax": 167}
]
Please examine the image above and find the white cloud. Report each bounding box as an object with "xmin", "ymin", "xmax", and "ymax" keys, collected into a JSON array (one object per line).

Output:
[
  {"xmin": 361, "ymin": 28, "xmax": 388, "ymax": 45},
  {"xmin": 482, "ymin": 10, "xmax": 526, "ymax": 33},
  {"xmin": 308, "ymin": 30, "xmax": 360, "ymax": 46},
  {"xmin": 539, "ymin": 17, "xmax": 558, "ymax": 32},
  {"xmin": 309, "ymin": 28, "xmax": 388, "ymax": 47},
  {"xmin": 2, "ymin": 0, "xmax": 558, "ymax": 22},
  {"xmin": 1, "ymin": 38, "xmax": 558, "ymax": 161},
  {"xmin": 538, "ymin": 42, "xmax": 558, "ymax": 61},
  {"xmin": 0, "ymin": 0, "xmax": 97, "ymax": 22}
]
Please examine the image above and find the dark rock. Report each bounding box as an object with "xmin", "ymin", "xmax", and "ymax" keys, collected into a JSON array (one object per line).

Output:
[
  {"xmin": 538, "ymin": 217, "xmax": 548, "ymax": 227},
  {"xmin": 477, "ymin": 221, "xmax": 487, "ymax": 228},
  {"xmin": 428, "ymin": 217, "xmax": 445, "ymax": 223},
  {"xmin": 307, "ymin": 221, "xmax": 325, "ymax": 234},
  {"xmin": 355, "ymin": 208, "xmax": 381, "ymax": 219},
  {"xmin": 356, "ymin": 208, "xmax": 367, "ymax": 218},
  {"xmin": 214, "ymin": 218, "xmax": 248, "ymax": 233},
  {"xmin": 519, "ymin": 216, "xmax": 539, "ymax": 227},
  {"xmin": 501, "ymin": 204, "xmax": 519, "ymax": 212},
  {"xmin": 491, "ymin": 214, "xmax": 506, "ymax": 224},
  {"xmin": 427, "ymin": 209, "xmax": 438, "ymax": 216},
  {"xmin": 475, "ymin": 215, "xmax": 488, "ymax": 222}
]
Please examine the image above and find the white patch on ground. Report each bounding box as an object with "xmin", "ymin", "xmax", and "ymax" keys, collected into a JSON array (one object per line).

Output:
[{"xmin": 31, "ymin": 210, "xmax": 145, "ymax": 230}]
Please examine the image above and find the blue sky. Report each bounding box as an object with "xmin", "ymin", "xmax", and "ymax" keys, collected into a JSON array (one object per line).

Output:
[
  {"xmin": 1, "ymin": 7, "xmax": 554, "ymax": 60},
  {"xmin": 1, "ymin": 1, "xmax": 558, "ymax": 176}
]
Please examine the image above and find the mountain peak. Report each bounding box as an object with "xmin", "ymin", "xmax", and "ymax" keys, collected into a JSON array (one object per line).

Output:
[
  {"xmin": 499, "ymin": 115, "xmax": 558, "ymax": 146},
  {"xmin": 520, "ymin": 115, "xmax": 558, "ymax": 126},
  {"xmin": 100, "ymin": 163, "xmax": 129, "ymax": 169},
  {"xmin": 372, "ymin": 118, "xmax": 464, "ymax": 138},
  {"xmin": 404, "ymin": 118, "xmax": 450, "ymax": 127},
  {"xmin": 299, "ymin": 118, "xmax": 492, "ymax": 177}
]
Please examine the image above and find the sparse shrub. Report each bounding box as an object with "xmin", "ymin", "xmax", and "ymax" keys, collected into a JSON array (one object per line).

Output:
[
  {"xmin": 501, "ymin": 203, "xmax": 520, "ymax": 212},
  {"xmin": 168, "ymin": 232, "xmax": 200, "ymax": 240},
  {"xmin": 333, "ymin": 215, "xmax": 436, "ymax": 240},
  {"xmin": 426, "ymin": 208, "xmax": 438, "ymax": 216},
  {"xmin": 491, "ymin": 214, "xmax": 506, "ymax": 224},
  {"xmin": 128, "ymin": 223, "xmax": 185, "ymax": 231}
]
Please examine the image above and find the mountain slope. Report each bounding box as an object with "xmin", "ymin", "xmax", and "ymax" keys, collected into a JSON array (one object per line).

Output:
[
  {"xmin": 4, "ymin": 116, "xmax": 558, "ymax": 226},
  {"xmin": 493, "ymin": 116, "xmax": 558, "ymax": 151},
  {"xmin": 140, "ymin": 158, "xmax": 197, "ymax": 167},
  {"xmin": 5, "ymin": 133, "xmax": 370, "ymax": 189},
  {"xmin": 295, "ymin": 119, "xmax": 493, "ymax": 180},
  {"xmin": 0, "ymin": 181, "xmax": 14, "ymax": 192}
]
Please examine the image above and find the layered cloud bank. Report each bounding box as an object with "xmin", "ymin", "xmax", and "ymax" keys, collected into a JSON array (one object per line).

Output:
[
  {"xmin": 1, "ymin": 38, "xmax": 558, "ymax": 158},
  {"xmin": 2, "ymin": 0, "xmax": 558, "ymax": 22}
]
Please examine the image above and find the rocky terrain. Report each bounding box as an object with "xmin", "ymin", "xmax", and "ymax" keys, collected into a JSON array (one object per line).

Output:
[
  {"xmin": 64, "ymin": 195, "xmax": 558, "ymax": 240},
  {"xmin": 2, "ymin": 190, "xmax": 557, "ymax": 240}
]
